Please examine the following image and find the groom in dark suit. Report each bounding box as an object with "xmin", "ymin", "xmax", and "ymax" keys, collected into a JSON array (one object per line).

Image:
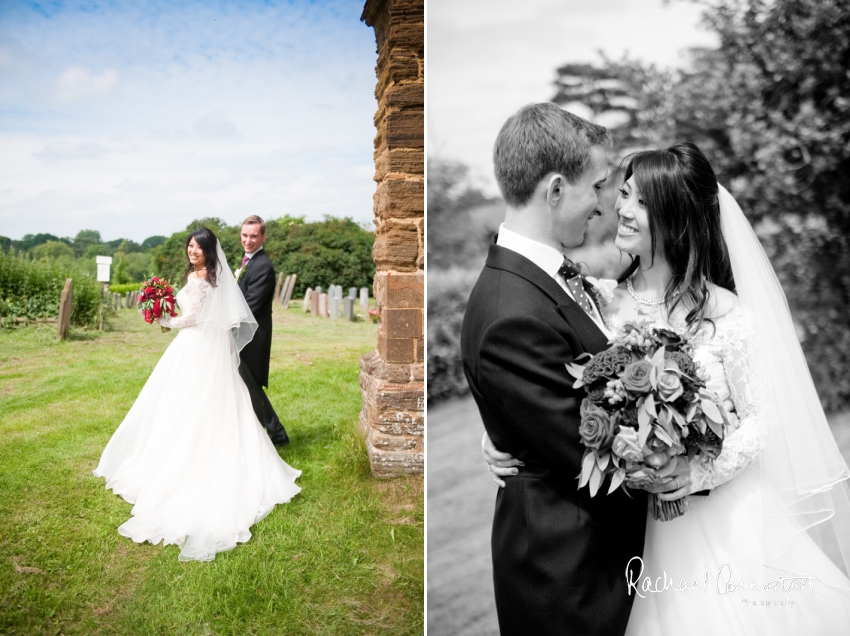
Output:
[
  {"xmin": 461, "ymin": 104, "xmax": 646, "ymax": 635},
  {"xmin": 237, "ymin": 215, "xmax": 290, "ymax": 446}
]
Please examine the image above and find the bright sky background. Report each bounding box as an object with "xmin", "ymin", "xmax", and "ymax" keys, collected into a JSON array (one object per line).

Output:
[
  {"xmin": 428, "ymin": 0, "xmax": 720, "ymax": 195},
  {"xmin": 0, "ymin": 0, "xmax": 378, "ymax": 243}
]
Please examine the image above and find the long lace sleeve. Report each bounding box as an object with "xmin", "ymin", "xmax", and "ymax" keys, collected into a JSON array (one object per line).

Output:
[
  {"xmin": 690, "ymin": 307, "xmax": 769, "ymax": 492},
  {"xmin": 160, "ymin": 279, "xmax": 208, "ymax": 329}
]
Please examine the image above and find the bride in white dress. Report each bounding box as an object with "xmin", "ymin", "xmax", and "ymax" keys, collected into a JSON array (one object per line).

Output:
[
  {"xmin": 606, "ymin": 144, "xmax": 850, "ymax": 634},
  {"xmin": 94, "ymin": 228, "xmax": 301, "ymax": 562},
  {"xmin": 486, "ymin": 143, "xmax": 850, "ymax": 633}
]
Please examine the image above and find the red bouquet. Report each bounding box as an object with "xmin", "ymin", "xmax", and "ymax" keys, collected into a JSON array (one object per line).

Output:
[
  {"xmin": 138, "ymin": 277, "xmax": 178, "ymax": 333},
  {"xmin": 567, "ymin": 321, "xmax": 734, "ymax": 521}
]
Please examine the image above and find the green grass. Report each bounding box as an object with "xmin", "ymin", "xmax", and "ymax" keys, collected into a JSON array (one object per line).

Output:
[{"xmin": 0, "ymin": 305, "xmax": 423, "ymax": 636}]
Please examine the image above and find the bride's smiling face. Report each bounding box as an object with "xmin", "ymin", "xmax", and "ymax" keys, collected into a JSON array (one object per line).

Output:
[
  {"xmin": 614, "ymin": 176, "xmax": 652, "ymax": 259},
  {"xmin": 187, "ymin": 238, "xmax": 206, "ymax": 269}
]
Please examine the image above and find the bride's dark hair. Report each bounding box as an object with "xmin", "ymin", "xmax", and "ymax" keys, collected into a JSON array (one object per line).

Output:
[
  {"xmin": 182, "ymin": 227, "xmax": 219, "ymax": 288},
  {"xmin": 616, "ymin": 141, "xmax": 735, "ymax": 332}
]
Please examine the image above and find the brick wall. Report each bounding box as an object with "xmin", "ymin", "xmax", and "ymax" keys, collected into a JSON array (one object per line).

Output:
[{"xmin": 360, "ymin": 0, "xmax": 424, "ymax": 477}]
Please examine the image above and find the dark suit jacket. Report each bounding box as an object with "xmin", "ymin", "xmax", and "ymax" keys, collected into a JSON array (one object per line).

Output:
[
  {"xmin": 238, "ymin": 248, "xmax": 275, "ymax": 387},
  {"xmin": 460, "ymin": 240, "xmax": 647, "ymax": 636}
]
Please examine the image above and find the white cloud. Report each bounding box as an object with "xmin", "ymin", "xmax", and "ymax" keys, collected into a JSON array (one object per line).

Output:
[
  {"xmin": 33, "ymin": 140, "xmax": 110, "ymax": 162},
  {"xmin": 54, "ymin": 67, "xmax": 118, "ymax": 101},
  {"xmin": 190, "ymin": 112, "xmax": 241, "ymax": 140}
]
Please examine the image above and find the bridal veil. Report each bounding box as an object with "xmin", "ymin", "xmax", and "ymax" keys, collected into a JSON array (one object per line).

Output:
[{"xmin": 718, "ymin": 184, "xmax": 850, "ymax": 590}]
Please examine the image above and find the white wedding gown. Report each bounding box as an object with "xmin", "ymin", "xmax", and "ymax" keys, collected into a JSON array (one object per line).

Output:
[
  {"xmin": 618, "ymin": 305, "xmax": 850, "ymax": 635},
  {"xmin": 94, "ymin": 277, "xmax": 301, "ymax": 561}
]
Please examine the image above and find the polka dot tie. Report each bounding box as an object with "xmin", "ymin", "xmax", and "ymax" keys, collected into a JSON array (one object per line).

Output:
[{"xmin": 558, "ymin": 258, "xmax": 595, "ymax": 317}]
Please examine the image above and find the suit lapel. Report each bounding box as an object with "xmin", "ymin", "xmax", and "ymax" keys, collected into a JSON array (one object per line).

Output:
[{"xmin": 486, "ymin": 239, "xmax": 609, "ymax": 353}]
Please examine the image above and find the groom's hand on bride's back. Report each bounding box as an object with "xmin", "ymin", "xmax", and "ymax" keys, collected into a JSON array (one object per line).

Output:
[{"xmin": 482, "ymin": 432, "xmax": 524, "ymax": 488}]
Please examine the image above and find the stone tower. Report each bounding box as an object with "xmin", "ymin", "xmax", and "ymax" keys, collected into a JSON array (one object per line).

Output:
[{"xmin": 359, "ymin": 0, "xmax": 424, "ymax": 477}]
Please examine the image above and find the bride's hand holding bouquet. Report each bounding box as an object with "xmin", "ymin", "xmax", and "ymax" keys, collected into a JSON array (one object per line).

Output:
[{"xmin": 568, "ymin": 322, "xmax": 735, "ymax": 521}]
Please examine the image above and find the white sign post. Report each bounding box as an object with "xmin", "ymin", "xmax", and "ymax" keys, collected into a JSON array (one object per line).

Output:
[
  {"xmin": 96, "ymin": 256, "xmax": 112, "ymax": 331},
  {"xmin": 96, "ymin": 256, "xmax": 112, "ymax": 283}
]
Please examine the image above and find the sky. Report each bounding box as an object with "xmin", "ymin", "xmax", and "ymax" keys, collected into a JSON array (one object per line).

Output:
[
  {"xmin": 0, "ymin": 0, "xmax": 379, "ymax": 243},
  {"xmin": 428, "ymin": 0, "xmax": 720, "ymax": 195}
]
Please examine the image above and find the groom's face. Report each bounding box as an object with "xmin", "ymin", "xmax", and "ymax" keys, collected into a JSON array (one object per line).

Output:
[
  {"xmin": 551, "ymin": 145, "xmax": 608, "ymax": 249},
  {"xmin": 241, "ymin": 223, "xmax": 266, "ymax": 253}
]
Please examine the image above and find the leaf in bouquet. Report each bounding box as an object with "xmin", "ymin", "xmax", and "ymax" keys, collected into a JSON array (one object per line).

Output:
[
  {"xmin": 696, "ymin": 418, "xmax": 707, "ymax": 435},
  {"xmin": 657, "ymin": 407, "xmax": 678, "ymax": 441},
  {"xmin": 588, "ymin": 463, "xmax": 603, "ymax": 497},
  {"xmin": 650, "ymin": 345, "xmax": 666, "ymax": 367},
  {"xmin": 638, "ymin": 403, "xmax": 651, "ymax": 429},
  {"xmin": 653, "ymin": 423, "xmax": 675, "ymax": 447},
  {"xmin": 579, "ymin": 449, "xmax": 595, "ymax": 488},
  {"xmin": 565, "ymin": 362, "xmax": 586, "ymax": 381},
  {"xmin": 644, "ymin": 393, "xmax": 657, "ymax": 418},
  {"xmin": 596, "ymin": 451, "xmax": 610, "ymax": 471},
  {"xmin": 685, "ymin": 401, "xmax": 698, "ymax": 422},
  {"xmin": 638, "ymin": 418, "xmax": 653, "ymax": 449},
  {"xmin": 607, "ymin": 468, "xmax": 626, "ymax": 495},
  {"xmin": 670, "ymin": 407, "xmax": 689, "ymax": 433},
  {"xmin": 701, "ymin": 398, "xmax": 723, "ymax": 424},
  {"xmin": 649, "ymin": 365, "xmax": 659, "ymax": 389},
  {"xmin": 705, "ymin": 413, "xmax": 724, "ymax": 439}
]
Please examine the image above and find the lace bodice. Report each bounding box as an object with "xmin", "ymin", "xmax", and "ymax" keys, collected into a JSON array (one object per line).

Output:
[
  {"xmin": 607, "ymin": 303, "xmax": 768, "ymax": 493},
  {"xmin": 159, "ymin": 277, "xmax": 210, "ymax": 329}
]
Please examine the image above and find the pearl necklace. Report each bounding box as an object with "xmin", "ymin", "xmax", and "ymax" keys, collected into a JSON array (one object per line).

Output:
[{"xmin": 627, "ymin": 275, "xmax": 680, "ymax": 306}]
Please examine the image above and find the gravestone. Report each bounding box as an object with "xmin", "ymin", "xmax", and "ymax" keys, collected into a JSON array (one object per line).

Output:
[
  {"xmin": 311, "ymin": 289, "xmax": 319, "ymax": 316},
  {"xmin": 125, "ymin": 291, "xmax": 131, "ymax": 308},
  {"xmin": 329, "ymin": 295, "xmax": 340, "ymax": 320},
  {"xmin": 56, "ymin": 278, "xmax": 73, "ymax": 340},
  {"xmin": 344, "ymin": 297, "xmax": 355, "ymax": 322},
  {"xmin": 279, "ymin": 275, "xmax": 291, "ymax": 303},
  {"xmin": 319, "ymin": 293, "xmax": 328, "ymax": 318},
  {"xmin": 282, "ymin": 274, "xmax": 298, "ymax": 309},
  {"xmin": 360, "ymin": 287, "xmax": 369, "ymax": 310},
  {"xmin": 274, "ymin": 272, "xmax": 285, "ymax": 304},
  {"xmin": 303, "ymin": 288, "xmax": 313, "ymax": 313},
  {"xmin": 315, "ymin": 286, "xmax": 323, "ymax": 296},
  {"xmin": 349, "ymin": 287, "xmax": 357, "ymax": 299}
]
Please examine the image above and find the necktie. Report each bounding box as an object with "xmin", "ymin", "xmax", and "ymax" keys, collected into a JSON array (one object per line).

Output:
[
  {"xmin": 241, "ymin": 255, "xmax": 250, "ymax": 268},
  {"xmin": 558, "ymin": 258, "xmax": 595, "ymax": 318}
]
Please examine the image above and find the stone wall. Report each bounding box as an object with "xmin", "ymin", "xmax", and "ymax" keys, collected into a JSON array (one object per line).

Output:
[{"xmin": 360, "ymin": 0, "xmax": 424, "ymax": 477}]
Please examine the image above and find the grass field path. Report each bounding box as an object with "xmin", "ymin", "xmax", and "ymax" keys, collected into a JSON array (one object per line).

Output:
[{"xmin": 0, "ymin": 306, "xmax": 423, "ymax": 636}]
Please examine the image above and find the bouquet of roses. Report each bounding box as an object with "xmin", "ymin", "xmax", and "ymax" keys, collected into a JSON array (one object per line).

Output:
[
  {"xmin": 567, "ymin": 322, "xmax": 733, "ymax": 521},
  {"xmin": 138, "ymin": 277, "xmax": 178, "ymax": 333}
]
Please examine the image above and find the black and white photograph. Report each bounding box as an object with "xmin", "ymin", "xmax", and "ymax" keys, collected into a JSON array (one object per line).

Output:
[{"xmin": 427, "ymin": 0, "xmax": 850, "ymax": 634}]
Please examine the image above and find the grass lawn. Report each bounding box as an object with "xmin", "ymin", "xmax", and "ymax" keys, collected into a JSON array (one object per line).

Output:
[{"xmin": 0, "ymin": 303, "xmax": 423, "ymax": 636}]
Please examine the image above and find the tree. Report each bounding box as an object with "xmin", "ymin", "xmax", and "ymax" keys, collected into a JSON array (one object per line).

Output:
[
  {"xmin": 31, "ymin": 240, "xmax": 75, "ymax": 261},
  {"xmin": 73, "ymin": 230, "xmax": 102, "ymax": 258},
  {"xmin": 141, "ymin": 235, "xmax": 166, "ymax": 251}
]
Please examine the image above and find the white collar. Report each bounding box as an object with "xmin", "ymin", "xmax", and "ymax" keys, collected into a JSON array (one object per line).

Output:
[
  {"xmin": 244, "ymin": 247, "xmax": 264, "ymax": 259},
  {"xmin": 496, "ymin": 224, "xmax": 563, "ymax": 278}
]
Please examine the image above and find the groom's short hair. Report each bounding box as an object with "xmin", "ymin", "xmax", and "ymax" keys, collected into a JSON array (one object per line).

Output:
[
  {"xmin": 494, "ymin": 103, "xmax": 611, "ymax": 207},
  {"xmin": 242, "ymin": 215, "xmax": 266, "ymax": 235}
]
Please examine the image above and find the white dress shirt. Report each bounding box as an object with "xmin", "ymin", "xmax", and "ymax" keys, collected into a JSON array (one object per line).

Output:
[{"xmin": 496, "ymin": 223, "xmax": 608, "ymax": 333}]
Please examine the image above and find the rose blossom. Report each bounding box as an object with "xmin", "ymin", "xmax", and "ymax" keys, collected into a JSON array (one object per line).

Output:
[
  {"xmin": 657, "ymin": 371, "xmax": 684, "ymax": 402},
  {"xmin": 611, "ymin": 427, "xmax": 643, "ymax": 462},
  {"xmin": 579, "ymin": 399, "xmax": 617, "ymax": 451},
  {"xmin": 620, "ymin": 360, "xmax": 654, "ymax": 394}
]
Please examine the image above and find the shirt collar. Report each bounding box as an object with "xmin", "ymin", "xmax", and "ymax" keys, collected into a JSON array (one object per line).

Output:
[
  {"xmin": 496, "ymin": 224, "xmax": 564, "ymax": 278},
  {"xmin": 244, "ymin": 247, "xmax": 264, "ymax": 258}
]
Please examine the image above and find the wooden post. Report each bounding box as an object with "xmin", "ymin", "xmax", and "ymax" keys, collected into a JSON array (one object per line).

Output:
[
  {"xmin": 282, "ymin": 274, "xmax": 298, "ymax": 309},
  {"xmin": 279, "ymin": 275, "xmax": 291, "ymax": 304},
  {"xmin": 98, "ymin": 284, "xmax": 108, "ymax": 331},
  {"xmin": 56, "ymin": 278, "xmax": 73, "ymax": 340},
  {"xmin": 274, "ymin": 272, "xmax": 284, "ymax": 305}
]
